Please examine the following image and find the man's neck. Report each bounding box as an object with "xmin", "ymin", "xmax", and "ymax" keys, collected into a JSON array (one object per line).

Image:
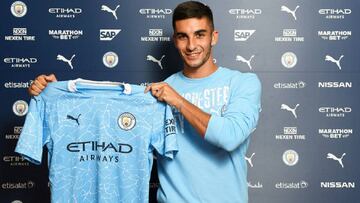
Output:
[{"xmin": 183, "ymin": 61, "xmax": 218, "ymax": 79}]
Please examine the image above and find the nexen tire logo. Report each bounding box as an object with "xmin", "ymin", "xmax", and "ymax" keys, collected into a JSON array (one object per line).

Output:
[{"xmin": 100, "ymin": 29, "xmax": 121, "ymax": 41}]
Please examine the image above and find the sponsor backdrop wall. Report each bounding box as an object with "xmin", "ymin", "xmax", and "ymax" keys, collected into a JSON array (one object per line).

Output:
[{"xmin": 1, "ymin": 0, "xmax": 359, "ymax": 202}]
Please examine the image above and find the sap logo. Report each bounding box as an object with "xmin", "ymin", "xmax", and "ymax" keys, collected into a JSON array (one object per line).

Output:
[
  {"xmin": 234, "ymin": 30, "xmax": 255, "ymax": 41},
  {"xmin": 100, "ymin": 29, "xmax": 121, "ymax": 41},
  {"xmin": 320, "ymin": 182, "xmax": 355, "ymax": 189}
]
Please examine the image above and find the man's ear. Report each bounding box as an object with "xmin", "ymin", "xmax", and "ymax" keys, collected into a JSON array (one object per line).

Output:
[{"xmin": 211, "ymin": 30, "xmax": 219, "ymax": 46}]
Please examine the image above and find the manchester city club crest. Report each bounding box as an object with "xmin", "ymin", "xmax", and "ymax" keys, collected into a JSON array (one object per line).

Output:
[
  {"xmin": 281, "ymin": 52, "xmax": 297, "ymax": 69},
  {"xmin": 282, "ymin": 149, "xmax": 299, "ymax": 166},
  {"xmin": 118, "ymin": 112, "xmax": 136, "ymax": 131},
  {"xmin": 103, "ymin": 51, "xmax": 118, "ymax": 68},
  {"xmin": 12, "ymin": 100, "xmax": 28, "ymax": 116},
  {"xmin": 11, "ymin": 1, "xmax": 27, "ymax": 17}
]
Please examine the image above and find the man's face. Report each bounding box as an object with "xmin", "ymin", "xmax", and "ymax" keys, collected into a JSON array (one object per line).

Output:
[{"xmin": 173, "ymin": 17, "xmax": 218, "ymax": 69}]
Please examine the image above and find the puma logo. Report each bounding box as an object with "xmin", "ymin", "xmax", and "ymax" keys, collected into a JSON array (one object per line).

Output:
[
  {"xmin": 245, "ymin": 153, "xmax": 255, "ymax": 168},
  {"xmin": 67, "ymin": 114, "xmax": 81, "ymax": 126},
  {"xmin": 281, "ymin": 5, "xmax": 300, "ymax": 20},
  {"xmin": 327, "ymin": 153, "xmax": 346, "ymax": 168},
  {"xmin": 101, "ymin": 5, "xmax": 120, "ymax": 20},
  {"xmin": 57, "ymin": 54, "xmax": 76, "ymax": 69},
  {"xmin": 147, "ymin": 55, "xmax": 165, "ymax": 69},
  {"xmin": 325, "ymin": 55, "xmax": 344, "ymax": 70},
  {"xmin": 281, "ymin": 104, "xmax": 299, "ymax": 118},
  {"xmin": 236, "ymin": 55, "xmax": 255, "ymax": 70}
]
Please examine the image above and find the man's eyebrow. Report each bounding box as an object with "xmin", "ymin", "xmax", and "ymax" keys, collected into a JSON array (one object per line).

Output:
[{"xmin": 194, "ymin": 29, "xmax": 207, "ymax": 34}]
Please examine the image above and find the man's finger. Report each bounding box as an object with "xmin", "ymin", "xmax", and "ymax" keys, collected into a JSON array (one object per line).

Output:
[
  {"xmin": 33, "ymin": 80, "xmax": 45, "ymax": 90},
  {"xmin": 45, "ymin": 74, "xmax": 57, "ymax": 82},
  {"xmin": 144, "ymin": 83, "xmax": 152, "ymax": 93},
  {"xmin": 30, "ymin": 84, "xmax": 42, "ymax": 95},
  {"xmin": 28, "ymin": 89, "xmax": 39, "ymax": 96}
]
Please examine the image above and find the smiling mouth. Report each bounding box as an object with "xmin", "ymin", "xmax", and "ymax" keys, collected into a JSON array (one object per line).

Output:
[{"xmin": 186, "ymin": 52, "xmax": 201, "ymax": 58}]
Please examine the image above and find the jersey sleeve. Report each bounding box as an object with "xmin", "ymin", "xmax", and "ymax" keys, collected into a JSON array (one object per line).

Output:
[
  {"xmin": 15, "ymin": 96, "xmax": 49, "ymax": 165},
  {"xmin": 204, "ymin": 73, "xmax": 262, "ymax": 151},
  {"xmin": 150, "ymin": 103, "xmax": 178, "ymax": 159}
]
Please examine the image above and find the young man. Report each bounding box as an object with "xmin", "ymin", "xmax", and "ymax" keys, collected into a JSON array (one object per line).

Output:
[{"xmin": 28, "ymin": 1, "xmax": 261, "ymax": 202}]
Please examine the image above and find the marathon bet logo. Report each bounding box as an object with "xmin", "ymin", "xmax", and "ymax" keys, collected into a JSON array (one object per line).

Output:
[
  {"xmin": 100, "ymin": 29, "xmax": 121, "ymax": 41},
  {"xmin": 318, "ymin": 30, "xmax": 351, "ymax": 41},
  {"xmin": 141, "ymin": 29, "xmax": 170, "ymax": 42},
  {"xmin": 49, "ymin": 30, "xmax": 83, "ymax": 40},
  {"xmin": 318, "ymin": 106, "xmax": 351, "ymax": 118},
  {"xmin": 139, "ymin": 8, "xmax": 172, "ymax": 19},
  {"xmin": 5, "ymin": 28, "xmax": 35, "ymax": 41},
  {"xmin": 3, "ymin": 57, "xmax": 37, "ymax": 68},
  {"xmin": 234, "ymin": 30, "xmax": 255, "ymax": 41},
  {"xmin": 274, "ymin": 81, "xmax": 306, "ymax": 89},
  {"xmin": 318, "ymin": 128, "xmax": 352, "ymax": 139},
  {"xmin": 320, "ymin": 182, "xmax": 355, "ymax": 189},
  {"xmin": 318, "ymin": 82, "xmax": 352, "ymax": 88},
  {"xmin": 318, "ymin": 9, "xmax": 351, "ymax": 19},
  {"xmin": 275, "ymin": 127, "xmax": 306, "ymax": 140},
  {"xmin": 275, "ymin": 181, "xmax": 308, "ymax": 189},
  {"xmin": 5, "ymin": 126, "xmax": 22, "ymax": 140},
  {"xmin": 228, "ymin": 8, "xmax": 262, "ymax": 19},
  {"xmin": 275, "ymin": 29, "xmax": 304, "ymax": 42},
  {"xmin": 48, "ymin": 7, "xmax": 82, "ymax": 18}
]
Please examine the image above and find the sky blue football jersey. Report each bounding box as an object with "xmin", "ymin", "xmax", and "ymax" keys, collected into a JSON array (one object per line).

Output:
[{"xmin": 15, "ymin": 79, "xmax": 178, "ymax": 203}]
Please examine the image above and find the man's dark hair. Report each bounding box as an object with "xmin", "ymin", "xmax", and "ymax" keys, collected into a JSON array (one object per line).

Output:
[{"xmin": 172, "ymin": 1, "xmax": 214, "ymax": 30}]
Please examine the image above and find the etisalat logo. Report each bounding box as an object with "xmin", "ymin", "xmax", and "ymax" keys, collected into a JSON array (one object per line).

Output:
[
  {"xmin": 236, "ymin": 55, "xmax": 255, "ymax": 70},
  {"xmin": 139, "ymin": 8, "xmax": 172, "ymax": 19},
  {"xmin": 318, "ymin": 128, "xmax": 353, "ymax": 139},
  {"xmin": 228, "ymin": 8, "xmax": 262, "ymax": 19},
  {"xmin": 275, "ymin": 29, "xmax": 304, "ymax": 42},
  {"xmin": 3, "ymin": 57, "xmax": 37, "ymax": 68},
  {"xmin": 318, "ymin": 106, "xmax": 351, "ymax": 118},
  {"xmin": 5, "ymin": 126, "xmax": 22, "ymax": 140},
  {"xmin": 66, "ymin": 141, "xmax": 133, "ymax": 163},
  {"xmin": 141, "ymin": 29, "xmax": 170, "ymax": 42},
  {"xmin": 4, "ymin": 28, "xmax": 35, "ymax": 41},
  {"xmin": 318, "ymin": 8, "xmax": 351, "ymax": 20},
  {"xmin": 275, "ymin": 181, "xmax": 308, "ymax": 189},
  {"xmin": 1, "ymin": 181, "xmax": 35, "ymax": 189},
  {"xmin": 234, "ymin": 30, "xmax": 255, "ymax": 41},
  {"xmin": 49, "ymin": 30, "xmax": 83, "ymax": 40},
  {"xmin": 318, "ymin": 30, "xmax": 351, "ymax": 41},
  {"xmin": 273, "ymin": 81, "xmax": 306, "ymax": 89},
  {"xmin": 275, "ymin": 127, "xmax": 306, "ymax": 140},
  {"xmin": 48, "ymin": 7, "xmax": 82, "ymax": 18},
  {"xmin": 147, "ymin": 55, "xmax": 165, "ymax": 70}
]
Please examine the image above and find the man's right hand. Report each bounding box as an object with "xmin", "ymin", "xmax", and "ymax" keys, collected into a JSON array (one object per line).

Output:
[{"xmin": 28, "ymin": 74, "xmax": 57, "ymax": 96}]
